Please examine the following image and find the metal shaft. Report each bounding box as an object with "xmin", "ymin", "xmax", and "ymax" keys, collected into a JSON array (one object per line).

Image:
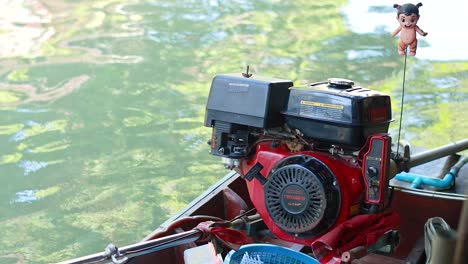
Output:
[
  {"xmin": 58, "ymin": 229, "xmax": 202, "ymax": 264},
  {"xmin": 407, "ymin": 139, "xmax": 468, "ymax": 169}
]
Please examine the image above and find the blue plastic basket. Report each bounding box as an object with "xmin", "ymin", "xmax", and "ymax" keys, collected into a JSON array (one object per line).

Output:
[{"xmin": 224, "ymin": 244, "xmax": 318, "ymax": 264}]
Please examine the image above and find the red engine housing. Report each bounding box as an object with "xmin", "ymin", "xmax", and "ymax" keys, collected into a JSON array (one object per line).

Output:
[{"xmin": 240, "ymin": 142, "xmax": 364, "ymax": 246}]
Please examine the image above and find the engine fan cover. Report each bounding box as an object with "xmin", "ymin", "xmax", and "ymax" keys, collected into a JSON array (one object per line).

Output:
[
  {"xmin": 264, "ymin": 156, "xmax": 340, "ymax": 236},
  {"xmin": 242, "ymin": 142, "xmax": 364, "ymax": 245}
]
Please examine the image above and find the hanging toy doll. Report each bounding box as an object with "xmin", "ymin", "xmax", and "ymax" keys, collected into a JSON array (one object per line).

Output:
[{"xmin": 391, "ymin": 3, "xmax": 428, "ymax": 56}]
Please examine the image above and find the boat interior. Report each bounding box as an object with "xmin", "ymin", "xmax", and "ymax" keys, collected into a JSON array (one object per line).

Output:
[{"xmin": 131, "ymin": 153, "xmax": 468, "ymax": 264}]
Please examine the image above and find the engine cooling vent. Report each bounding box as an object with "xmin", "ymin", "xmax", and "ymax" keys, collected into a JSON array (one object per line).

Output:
[{"xmin": 264, "ymin": 156, "xmax": 340, "ymax": 236}]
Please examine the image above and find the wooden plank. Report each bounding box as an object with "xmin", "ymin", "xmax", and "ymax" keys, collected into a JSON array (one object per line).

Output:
[
  {"xmin": 352, "ymin": 253, "xmax": 404, "ymax": 264},
  {"xmin": 404, "ymin": 237, "xmax": 425, "ymax": 264}
]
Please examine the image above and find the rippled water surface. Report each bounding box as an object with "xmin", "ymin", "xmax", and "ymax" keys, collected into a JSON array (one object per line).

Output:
[{"xmin": 1, "ymin": 0, "xmax": 467, "ymax": 263}]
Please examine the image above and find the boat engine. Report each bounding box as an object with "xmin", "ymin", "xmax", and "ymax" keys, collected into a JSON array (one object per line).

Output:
[{"xmin": 204, "ymin": 73, "xmax": 392, "ymax": 245}]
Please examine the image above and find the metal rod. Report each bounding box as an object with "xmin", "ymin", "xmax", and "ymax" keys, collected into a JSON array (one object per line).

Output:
[
  {"xmin": 341, "ymin": 246, "xmax": 366, "ymax": 263},
  {"xmin": 122, "ymin": 229, "xmax": 202, "ymax": 258},
  {"xmin": 58, "ymin": 229, "xmax": 202, "ymax": 264},
  {"xmin": 396, "ymin": 50, "xmax": 408, "ymax": 156},
  {"xmin": 407, "ymin": 139, "xmax": 468, "ymax": 169}
]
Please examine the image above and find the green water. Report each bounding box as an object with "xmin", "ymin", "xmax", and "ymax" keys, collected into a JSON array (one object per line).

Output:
[{"xmin": 0, "ymin": 0, "xmax": 467, "ymax": 263}]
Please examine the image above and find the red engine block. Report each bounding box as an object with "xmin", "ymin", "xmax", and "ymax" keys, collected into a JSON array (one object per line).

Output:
[{"xmin": 240, "ymin": 142, "xmax": 365, "ymax": 246}]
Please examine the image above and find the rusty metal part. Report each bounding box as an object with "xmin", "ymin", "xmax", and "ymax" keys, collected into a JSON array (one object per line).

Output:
[
  {"xmin": 284, "ymin": 140, "xmax": 304, "ymax": 152},
  {"xmin": 438, "ymin": 154, "xmax": 461, "ymax": 179}
]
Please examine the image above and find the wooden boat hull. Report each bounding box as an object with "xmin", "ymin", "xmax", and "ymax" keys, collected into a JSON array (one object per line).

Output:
[
  {"xmin": 61, "ymin": 153, "xmax": 468, "ymax": 264},
  {"xmin": 127, "ymin": 167, "xmax": 467, "ymax": 264}
]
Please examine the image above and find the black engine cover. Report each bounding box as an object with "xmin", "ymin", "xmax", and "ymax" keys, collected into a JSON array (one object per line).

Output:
[{"xmin": 283, "ymin": 78, "xmax": 391, "ymax": 149}]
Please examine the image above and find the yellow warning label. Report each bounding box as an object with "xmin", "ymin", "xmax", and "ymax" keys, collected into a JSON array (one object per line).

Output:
[{"xmin": 300, "ymin": 100, "xmax": 344, "ymax": 110}]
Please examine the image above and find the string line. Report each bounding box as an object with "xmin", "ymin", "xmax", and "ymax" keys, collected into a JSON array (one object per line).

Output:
[{"xmin": 396, "ymin": 51, "xmax": 408, "ymax": 156}]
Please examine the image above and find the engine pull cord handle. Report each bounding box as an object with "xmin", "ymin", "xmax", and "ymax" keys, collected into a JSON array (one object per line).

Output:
[{"xmin": 243, "ymin": 162, "xmax": 267, "ymax": 185}]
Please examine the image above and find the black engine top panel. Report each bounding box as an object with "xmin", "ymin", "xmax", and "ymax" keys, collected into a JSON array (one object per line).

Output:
[{"xmin": 205, "ymin": 74, "xmax": 293, "ymax": 129}]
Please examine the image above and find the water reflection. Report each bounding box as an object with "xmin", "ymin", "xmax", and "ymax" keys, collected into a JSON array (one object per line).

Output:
[
  {"xmin": 0, "ymin": 0, "xmax": 53, "ymax": 58},
  {"xmin": 346, "ymin": 49, "xmax": 384, "ymax": 60},
  {"xmin": 11, "ymin": 185, "xmax": 61, "ymax": 204},
  {"xmin": 0, "ymin": 75, "xmax": 90, "ymax": 106},
  {"xmin": 12, "ymin": 189, "xmax": 39, "ymax": 203},
  {"xmin": 18, "ymin": 160, "xmax": 48, "ymax": 175},
  {"xmin": 430, "ymin": 77, "xmax": 459, "ymax": 89},
  {"xmin": 9, "ymin": 119, "xmax": 67, "ymax": 142},
  {"xmin": 16, "ymin": 108, "xmax": 49, "ymax": 113}
]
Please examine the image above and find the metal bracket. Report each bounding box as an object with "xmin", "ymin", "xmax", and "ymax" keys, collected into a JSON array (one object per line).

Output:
[{"xmin": 104, "ymin": 244, "xmax": 128, "ymax": 264}]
